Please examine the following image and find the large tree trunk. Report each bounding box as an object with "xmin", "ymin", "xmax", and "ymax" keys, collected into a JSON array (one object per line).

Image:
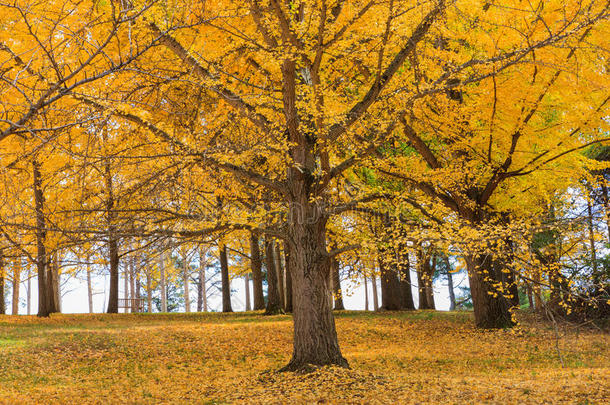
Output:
[
  {"xmin": 466, "ymin": 255, "xmax": 513, "ymax": 328},
  {"xmin": 284, "ymin": 243, "xmax": 293, "ymax": 313},
  {"xmin": 398, "ymin": 251, "xmax": 415, "ymax": 310},
  {"xmin": 33, "ymin": 160, "xmax": 51, "ymax": 317},
  {"xmin": 250, "ymin": 232, "xmax": 265, "ymax": 310},
  {"xmin": 331, "ymin": 258, "xmax": 345, "ymax": 310},
  {"xmin": 264, "ymin": 238, "xmax": 283, "ymax": 315},
  {"xmin": 379, "ymin": 252, "xmax": 402, "ymax": 310},
  {"xmin": 219, "ymin": 244, "xmax": 233, "ymax": 312},
  {"xmin": 282, "ymin": 217, "xmax": 347, "ymax": 370},
  {"xmin": 12, "ymin": 264, "xmax": 20, "ymax": 315}
]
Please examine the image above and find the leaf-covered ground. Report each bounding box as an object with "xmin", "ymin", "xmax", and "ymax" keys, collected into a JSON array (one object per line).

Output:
[{"xmin": 0, "ymin": 311, "xmax": 607, "ymax": 404}]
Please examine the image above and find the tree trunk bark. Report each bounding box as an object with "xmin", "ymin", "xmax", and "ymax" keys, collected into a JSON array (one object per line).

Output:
[
  {"xmin": 284, "ymin": 243, "xmax": 293, "ymax": 313},
  {"xmin": 398, "ymin": 251, "xmax": 415, "ymax": 310},
  {"xmin": 159, "ymin": 252, "xmax": 167, "ymax": 313},
  {"xmin": 87, "ymin": 256, "xmax": 93, "ymax": 313},
  {"xmin": 198, "ymin": 247, "xmax": 207, "ymax": 312},
  {"xmin": 33, "ymin": 160, "xmax": 51, "ymax": 317},
  {"xmin": 587, "ymin": 199, "xmax": 599, "ymax": 280},
  {"xmin": 243, "ymin": 273, "xmax": 250, "ymax": 311},
  {"xmin": 331, "ymin": 258, "xmax": 345, "ymax": 310},
  {"xmin": 219, "ymin": 244, "xmax": 233, "ymax": 312},
  {"xmin": 466, "ymin": 255, "xmax": 513, "ymax": 328},
  {"xmin": 275, "ymin": 242, "xmax": 286, "ymax": 310},
  {"xmin": 0, "ymin": 255, "xmax": 5, "ymax": 315},
  {"xmin": 527, "ymin": 284, "xmax": 534, "ymax": 310},
  {"xmin": 26, "ymin": 269, "xmax": 31, "ymax": 315},
  {"xmin": 379, "ymin": 252, "xmax": 402, "ymax": 310},
  {"xmin": 123, "ymin": 262, "xmax": 129, "ymax": 313},
  {"xmin": 146, "ymin": 262, "xmax": 152, "ymax": 313},
  {"xmin": 183, "ymin": 252, "xmax": 190, "ymax": 313},
  {"xmin": 12, "ymin": 264, "xmax": 20, "ymax": 315},
  {"xmin": 264, "ymin": 238, "xmax": 283, "ymax": 315},
  {"xmin": 371, "ymin": 275, "xmax": 379, "ymax": 311},
  {"xmin": 281, "ymin": 217, "xmax": 347, "ymax": 370},
  {"xmin": 444, "ymin": 256, "xmax": 456, "ymax": 311},
  {"xmin": 103, "ymin": 138, "xmax": 119, "ymax": 314},
  {"xmin": 47, "ymin": 253, "xmax": 61, "ymax": 313},
  {"xmin": 129, "ymin": 256, "xmax": 135, "ymax": 313},
  {"xmin": 250, "ymin": 232, "xmax": 265, "ymax": 310},
  {"xmin": 425, "ymin": 256, "xmax": 436, "ymax": 310},
  {"xmin": 364, "ymin": 275, "xmax": 369, "ymax": 310},
  {"xmin": 417, "ymin": 249, "xmax": 434, "ymax": 310}
]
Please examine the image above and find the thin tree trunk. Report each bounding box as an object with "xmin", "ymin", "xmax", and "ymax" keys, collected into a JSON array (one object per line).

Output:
[
  {"xmin": 275, "ymin": 242, "xmax": 285, "ymax": 310},
  {"xmin": 129, "ymin": 256, "xmax": 135, "ymax": 313},
  {"xmin": 46, "ymin": 253, "xmax": 61, "ymax": 313},
  {"xmin": 87, "ymin": 256, "xmax": 93, "ymax": 313},
  {"xmin": 284, "ymin": 243, "xmax": 293, "ymax": 313},
  {"xmin": 587, "ymin": 199, "xmax": 599, "ymax": 278},
  {"xmin": 264, "ymin": 238, "xmax": 283, "ymax": 315},
  {"xmin": 527, "ymin": 284, "xmax": 534, "ymax": 310},
  {"xmin": 331, "ymin": 258, "xmax": 345, "ymax": 310},
  {"xmin": 12, "ymin": 264, "xmax": 20, "ymax": 315},
  {"xmin": 599, "ymin": 181, "xmax": 610, "ymax": 244},
  {"xmin": 183, "ymin": 252, "xmax": 190, "ymax": 313},
  {"xmin": 444, "ymin": 256, "xmax": 456, "ymax": 311},
  {"xmin": 159, "ymin": 252, "xmax": 167, "ymax": 312},
  {"xmin": 103, "ymin": 135, "xmax": 119, "ymax": 314},
  {"xmin": 0, "ymin": 254, "xmax": 5, "ymax": 315},
  {"xmin": 250, "ymin": 232, "xmax": 265, "ymax": 310},
  {"xmin": 219, "ymin": 244, "xmax": 233, "ymax": 312},
  {"xmin": 372, "ymin": 274, "xmax": 379, "ymax": 311},
  {"xmin": 198, "ymin": 248, "xmax": 207, "ymax": 312},
  {"xmin": 245, "ymin": 273, "xmax": 251, "ymax": 311},
  {"xmin": 123, "ymin": 263, "xmax": 129, "ymax": 313},
  {"xmin": 364, "ymin": 275, "xmax": 369, "ymax": 311},
  {"xmin": 533, "ymin": 268, "xmax": 543, "ymax": 313},
  {"xmin": 425, "ymin": 256, "xmax": 436, "ymax": 310},
  {"xmin": 33, "ymin": 160, "xmax": 50, "ymax": 317},
  {"xmin": 146, "ymin": 261, "xmax": 152, "ymax": 313},
  {"xmin": 26, "ymin": 269, "xmax": 31, "ymax": 315}
]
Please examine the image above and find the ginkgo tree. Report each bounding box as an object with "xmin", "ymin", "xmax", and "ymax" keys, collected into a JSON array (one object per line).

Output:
[{"xmin": 104, "ymin": 0, "xmax": 608, "ymax": 369}]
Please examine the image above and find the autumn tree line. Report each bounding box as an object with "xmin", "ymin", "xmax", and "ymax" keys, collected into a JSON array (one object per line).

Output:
[{"xmin": 0, "ymin": 0, "xmax": 608, "ymax": 369}]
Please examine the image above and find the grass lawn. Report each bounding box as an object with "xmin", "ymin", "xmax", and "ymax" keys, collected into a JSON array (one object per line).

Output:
[{"xmin": 0, "ymin": 311, "xmax": 607, "ymax": 404}]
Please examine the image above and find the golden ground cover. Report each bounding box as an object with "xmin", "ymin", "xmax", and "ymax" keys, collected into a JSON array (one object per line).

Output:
[{"xmin": 0, "ymin": 311, "xmax": 607, "ymax": 404}]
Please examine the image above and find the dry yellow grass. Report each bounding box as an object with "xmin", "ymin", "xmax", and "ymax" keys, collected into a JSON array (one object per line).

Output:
[{"xmin": 0, "ymin": 311, "xmax": 608, "ymax": 404}]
